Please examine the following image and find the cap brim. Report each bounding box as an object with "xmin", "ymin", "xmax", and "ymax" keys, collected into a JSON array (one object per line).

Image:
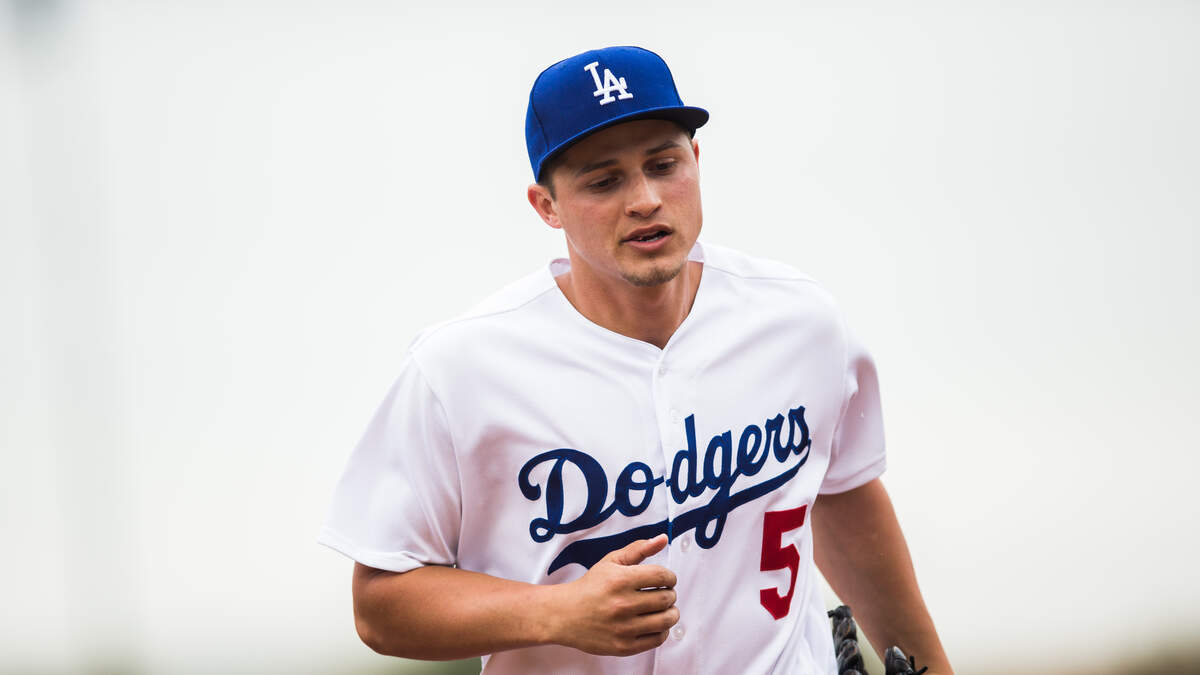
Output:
[{"xmin": 536, "ymin": 105, "xmax": 709, "ymax": 181}]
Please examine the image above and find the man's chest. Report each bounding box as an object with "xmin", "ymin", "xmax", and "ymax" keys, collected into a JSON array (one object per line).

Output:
[{"xmin": 445, "ymin": 330, "xmax": 847, "ymax": 582}]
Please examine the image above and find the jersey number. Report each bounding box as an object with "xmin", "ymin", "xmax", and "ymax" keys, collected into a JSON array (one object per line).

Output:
[{"xmin": 758, "ymin": 504, "xmax": 808, "ymax": 620}]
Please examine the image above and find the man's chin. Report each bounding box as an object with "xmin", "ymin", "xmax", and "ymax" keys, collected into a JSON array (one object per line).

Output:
[{"xmin": 620, "ymin": 261, "xmax": 686, "ymax": 288}]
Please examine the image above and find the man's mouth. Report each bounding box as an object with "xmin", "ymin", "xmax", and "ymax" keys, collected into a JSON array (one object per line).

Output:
[{"xmin": 624, "ymin": 227, "xmax": 671, "ymax": 243}]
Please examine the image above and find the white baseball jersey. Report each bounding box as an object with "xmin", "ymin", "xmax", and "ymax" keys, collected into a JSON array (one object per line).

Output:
[{"xmin": 319, "ymin": 240, "xmax": 886, "ymax": 674}]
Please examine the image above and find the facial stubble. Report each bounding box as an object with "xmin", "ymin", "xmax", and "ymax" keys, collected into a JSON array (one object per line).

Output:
[{"xmin": 619, "ymin": 257, "xmax": 687, "ymax": 288}]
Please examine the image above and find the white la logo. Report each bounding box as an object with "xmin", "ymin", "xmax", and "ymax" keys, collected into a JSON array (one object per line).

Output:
[{"xmin": 583, "ymin": 61, "xmax": 633, "ymax": 106}]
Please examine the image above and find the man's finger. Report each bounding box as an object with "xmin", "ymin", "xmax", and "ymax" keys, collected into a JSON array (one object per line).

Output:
[
  {"xmin": 630, "ymin": 629, "xmax": 672, "ymax": 652},
  {"xmin": 604, "ymin": 534, "xmax": 668, "ymax": 566},
  {"xmin": 625, "ymin": 563, "xmax": 677, "ymax": 590},
  {"xmin": 628, "ymin": 605, "xmax": 680, "ymax": 636},
  {"xmin": 629, "ymin": 587, "xmax": 677, "ymax": 615}
]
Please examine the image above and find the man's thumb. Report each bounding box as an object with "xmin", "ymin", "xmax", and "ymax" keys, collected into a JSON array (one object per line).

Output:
[{"xmin": 603, "ymin": 534, "xmax": 668, "ymax": 566}]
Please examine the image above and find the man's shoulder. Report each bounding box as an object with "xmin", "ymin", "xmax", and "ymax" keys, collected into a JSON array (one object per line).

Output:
[
  {"xmin": 702, "ymin": 241, "xmax": 817, "ymax": 284},
  {"xmin": 407, "ymin": 263, "xmax": 559, "ymax": 362},
  {"xmin": 702, "ymin": 241, "xmax": 840, "ymax": 309}
]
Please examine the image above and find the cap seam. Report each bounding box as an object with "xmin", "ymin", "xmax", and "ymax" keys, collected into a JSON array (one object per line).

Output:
[{"xmin": 530, "ymin": 95, "xmax": 547, "ymax": 177}]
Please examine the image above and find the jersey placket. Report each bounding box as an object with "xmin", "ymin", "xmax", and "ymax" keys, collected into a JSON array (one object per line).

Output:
[{"xmin": 650, "ymin": 347, "xmax": 700, "ymax": 674}]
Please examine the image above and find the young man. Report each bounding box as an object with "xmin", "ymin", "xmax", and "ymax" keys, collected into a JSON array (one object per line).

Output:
[{"xmin": 320, "ymin": 46, "xmax": 952, "ymax": 674}]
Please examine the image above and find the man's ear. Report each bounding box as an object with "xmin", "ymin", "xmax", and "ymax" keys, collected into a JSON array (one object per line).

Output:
[
  {"xmin": 692, "ymin": 138, "xmax": 700, "ymax": 165},
  {"xmin": 527, "ymin": 183, "xmax": 562, "ymax": 230}
]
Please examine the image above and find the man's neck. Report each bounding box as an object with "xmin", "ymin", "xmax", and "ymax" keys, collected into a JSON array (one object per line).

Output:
[{"xmin": 555, "ymin": 257, "xmax": 703, "ymax": 350}]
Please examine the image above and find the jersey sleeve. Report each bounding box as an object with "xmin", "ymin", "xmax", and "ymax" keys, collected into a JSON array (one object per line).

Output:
[
  {"xmin": 317, "ymin": 354, "xmax": 462, "ymax": 573},
  {"xmin": 818, "ymin": 325, "xmax": 887, "ymax": 495}
]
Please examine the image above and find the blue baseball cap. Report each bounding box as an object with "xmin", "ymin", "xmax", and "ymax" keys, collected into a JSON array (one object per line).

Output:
[{"xmin": 525, "ymin": 46, "xmax": 709, "ymax": 181}]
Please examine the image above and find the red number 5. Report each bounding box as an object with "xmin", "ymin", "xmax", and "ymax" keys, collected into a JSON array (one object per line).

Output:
[{"xmin": 759, "ymin": 504, "xmax": 808, "ymax": 620}]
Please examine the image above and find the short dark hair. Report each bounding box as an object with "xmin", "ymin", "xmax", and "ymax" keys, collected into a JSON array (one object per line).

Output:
[{"xmin": 536, "ymin": 151, "xmax": 567, "ymax": 199}]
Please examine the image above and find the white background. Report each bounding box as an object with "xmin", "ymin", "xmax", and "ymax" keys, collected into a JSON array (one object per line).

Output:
[{"xmin": 2, "ymin": 1, "xmax": 1197, "ymax": 673}]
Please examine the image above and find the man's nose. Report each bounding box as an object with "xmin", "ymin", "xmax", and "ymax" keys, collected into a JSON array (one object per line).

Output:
[{"xmin": 625, "ymin": 174, "xmax": 662, "ymax": 219}]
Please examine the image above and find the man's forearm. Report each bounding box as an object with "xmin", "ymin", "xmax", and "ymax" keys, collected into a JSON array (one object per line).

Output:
[
  {"xmin": 812, "ymin": 479, "xmax": 953, "ymax": 674},
  {"xmin": 350, "ymin": 536, "xmax": 679, "ymax": 661},
  {"xmin": 353, "ymin": 563, "xmax": 557, "ymax": 660}
]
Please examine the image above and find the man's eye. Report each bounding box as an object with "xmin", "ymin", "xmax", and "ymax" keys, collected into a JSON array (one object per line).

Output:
[
  {"xmin": 588, "ymin": 177, "xmax": 616, "ymax": 190},
  {"xmin": 650, "ymin": 160, "xmax": 676, "ymax": 173}
]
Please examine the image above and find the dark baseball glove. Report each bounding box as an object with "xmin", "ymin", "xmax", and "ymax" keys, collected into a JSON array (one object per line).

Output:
[
  {"xmin": 883, "ymin": 646, "xmax": 928, "ymax": 675},
  {"xmin": 828, "ymin": 605, "xmax": 866, "ymax": 675},
  {"xmin": 828, "ymin": 605, "xmax": 929, "ymax": 675}
]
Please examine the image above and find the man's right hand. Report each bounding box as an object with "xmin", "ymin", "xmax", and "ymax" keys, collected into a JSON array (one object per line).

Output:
[{"xmin": 545, "ymin": 534, "xmax": 680, "ymax": 656}]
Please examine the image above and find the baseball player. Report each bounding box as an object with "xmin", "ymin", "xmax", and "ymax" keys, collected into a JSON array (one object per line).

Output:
[{"xmin": 320, "ymin": 46, "xmax": 952, "ymax": 674}]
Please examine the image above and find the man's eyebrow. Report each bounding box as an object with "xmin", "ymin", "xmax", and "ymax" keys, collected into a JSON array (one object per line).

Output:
[
  {"xmin": 575, "ymin": 158, "xmax": 618, "ymax": 177},
  {"xmin": 644, "ymin": 139, "xmax": 684, "ymax": 155},
  {"xmin": 573, "ymin": 140, "xmax": 686, "ymax": 177}
]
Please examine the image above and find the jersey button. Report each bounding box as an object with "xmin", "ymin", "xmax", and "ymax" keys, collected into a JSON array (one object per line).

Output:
[
  {"xmin": 680, "ymin": 536, "xmax": 691, "ymax": 553},
  {"xmin": 672, "ymin": 624, "xmax": 686, "ymax": 641},
  {"xmin": 658, "ymin": 363, "xmax": 668, "ymax": 376},
  {"xmin": 669, "ymin": 408, "xmax": 681, "ymax": 423}
]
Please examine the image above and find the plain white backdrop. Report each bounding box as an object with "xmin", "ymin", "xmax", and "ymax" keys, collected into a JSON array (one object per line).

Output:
[{"xmin": 2, "ymin": 1, "xmax": 1198, "ymax": 673}]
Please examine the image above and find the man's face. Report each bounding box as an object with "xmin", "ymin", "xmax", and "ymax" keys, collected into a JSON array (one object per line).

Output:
[{"xmin": 530, "ymin": 119, "xmax": 702, "ymax": 288}]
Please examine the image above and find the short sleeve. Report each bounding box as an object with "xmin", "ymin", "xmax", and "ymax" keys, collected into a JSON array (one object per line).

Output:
[
  {"xmin": 317, "ymin": 354, "xmax": 462, "ymax": 573},
  {"xmin": 819, "ymin": 326, "xmax": 887, "ymax": 495}
]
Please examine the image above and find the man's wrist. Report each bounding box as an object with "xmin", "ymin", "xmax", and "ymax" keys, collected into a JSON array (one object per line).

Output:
[{"xmin": 528, "ymin": 580, "xmax": 568, "ymax": 648}]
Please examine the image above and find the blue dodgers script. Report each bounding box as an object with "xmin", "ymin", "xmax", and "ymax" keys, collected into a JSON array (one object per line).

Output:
[{"xmin": 517, "ymin": 406, "xmax": 812, "ymax": 574}]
